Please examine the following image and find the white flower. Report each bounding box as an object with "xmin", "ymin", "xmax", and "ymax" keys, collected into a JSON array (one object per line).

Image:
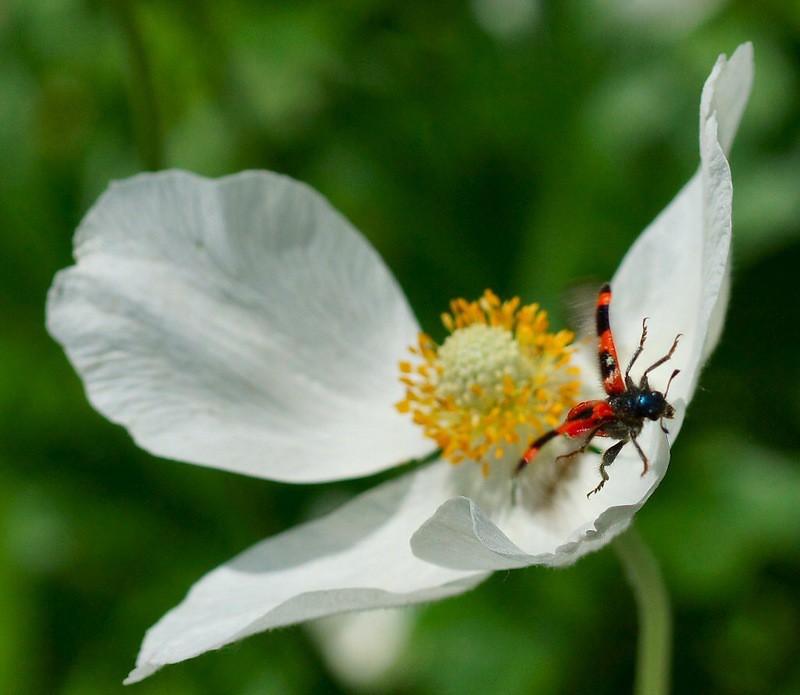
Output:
[
  {"xmin": 308, "ymin": 609, "xmax": 415, "ymax": 690},
  {"xmin": 46, "ymin": 44, "xmax": 753, "ymax": 683}
]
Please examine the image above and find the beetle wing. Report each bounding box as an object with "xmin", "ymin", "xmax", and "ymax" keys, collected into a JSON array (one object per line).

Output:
[{"xmin": 596, "ymin": 284, "xmax": 625, "ymax": 395}]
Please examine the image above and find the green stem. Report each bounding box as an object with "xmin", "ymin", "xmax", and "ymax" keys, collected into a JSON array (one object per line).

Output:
[
  {"xmin": 108, "ymin": 0, "xmax": 164, "ymax": 170},
  {"xmin": 613, "ymin": 526, "xmax": 672, "ymax": 695}
]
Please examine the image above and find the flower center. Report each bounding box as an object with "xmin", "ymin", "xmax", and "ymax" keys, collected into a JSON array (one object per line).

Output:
[
  {"xmin": 397, "ymin": 290, "xmax": 581, "ymax": 474},
  {"xmin": 436, "ymin": 324, "xmax": 530, "ymax": 412}
]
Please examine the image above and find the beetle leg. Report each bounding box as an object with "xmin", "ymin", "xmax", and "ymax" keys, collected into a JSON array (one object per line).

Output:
[{"xmin": 587, "ymin": 439, "xmax": 626, "ymax": 497}]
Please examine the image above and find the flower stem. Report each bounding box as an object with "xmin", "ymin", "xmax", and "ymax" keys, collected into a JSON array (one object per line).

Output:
[
  {"xmin": 612, "ymin": 526, "xmax": 672, "ymax": 695},
  {"xmin": 108, "ymin": 0, "xmax": 164, "ymax": 170}
]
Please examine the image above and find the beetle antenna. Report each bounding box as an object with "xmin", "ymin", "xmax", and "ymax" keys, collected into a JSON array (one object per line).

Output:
[{"xmin": 664, "ymin": 368, "xmax": 680, "ymax": 399}]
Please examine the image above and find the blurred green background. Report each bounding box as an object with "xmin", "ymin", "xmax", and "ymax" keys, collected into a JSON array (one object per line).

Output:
[{"xmin": 2, "ymin": 1, "xmax": 799, "ymax": 693}]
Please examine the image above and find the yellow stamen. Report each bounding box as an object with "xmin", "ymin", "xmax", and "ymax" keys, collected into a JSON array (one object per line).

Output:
[{"xmin": 396, "ymin": 290, "xmax": 581, "ymax": 469}]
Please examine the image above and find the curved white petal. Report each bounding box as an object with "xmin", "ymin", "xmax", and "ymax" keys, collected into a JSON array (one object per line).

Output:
[
  {"xmin": 701, "ymin": 42, "xmax": 755, "ymax": 157},
  {"xmin": 47, "ymin": 170, "xmax": 431, "ymax": 482},
  {"xmin": 124, "ymin": 462, "xmax": 486, "ymax": 684},
  {"xmin": 412, "ymin": 497, "xmax": 533, "ymax": 571},
  {"xmin": 411, "ymin": 45, "xmax": 753, "ymax": 571},
  {"xmin": 411, "ymin": 425, "xmax": 675, "ymax": 570},
  {"xmin": 611, "ymin": 43, "xmax": 753, "ymax": 410}
]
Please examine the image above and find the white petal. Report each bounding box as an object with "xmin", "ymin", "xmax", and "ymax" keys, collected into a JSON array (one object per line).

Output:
[
  {"xmin": 411, "ymin": 426, "xmax": 675, "ymax": 570},
  {"xmin": 124, "ymin": 463, "xmax": 486, "ymax": 684},
  {"xmin": 411, "ymin": 496, "xmax": 533, "ymax": 571},
  {"xmin": 701, "ymin": 42, "xmax": 755, "ymax": 157},
  {"xmin": 610, "ymin": 43, "xmax": 753, "ymax": 408},
  {"xmin": 47, "ymin": 170, "xmax": 431, "ymax": 482}
]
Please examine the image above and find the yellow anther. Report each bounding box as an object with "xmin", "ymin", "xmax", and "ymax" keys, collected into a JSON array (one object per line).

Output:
[{"xmin": 397, "ymin": 290, "xmax": 581, "ymax": 470}]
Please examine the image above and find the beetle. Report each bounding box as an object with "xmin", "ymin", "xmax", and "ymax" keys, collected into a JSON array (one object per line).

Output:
[{"xmin": 516, "ymin": 283, "xmax": 681, "ymax": 497}]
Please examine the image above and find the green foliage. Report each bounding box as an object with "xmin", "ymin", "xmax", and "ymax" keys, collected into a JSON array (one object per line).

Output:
[{"xmin": 1, "ymin": 1, "xmax": 798, "ymax": 693}]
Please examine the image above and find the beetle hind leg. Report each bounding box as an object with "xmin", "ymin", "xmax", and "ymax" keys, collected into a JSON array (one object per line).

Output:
[{"xmin": 555, "ymin": 424, "xmax": 605, "ymax": 462}]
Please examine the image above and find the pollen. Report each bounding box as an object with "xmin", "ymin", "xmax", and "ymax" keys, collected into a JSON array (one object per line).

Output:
[{"xmin": 397, "ymin": 290, "xmax": 581, "ymax": 471}]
